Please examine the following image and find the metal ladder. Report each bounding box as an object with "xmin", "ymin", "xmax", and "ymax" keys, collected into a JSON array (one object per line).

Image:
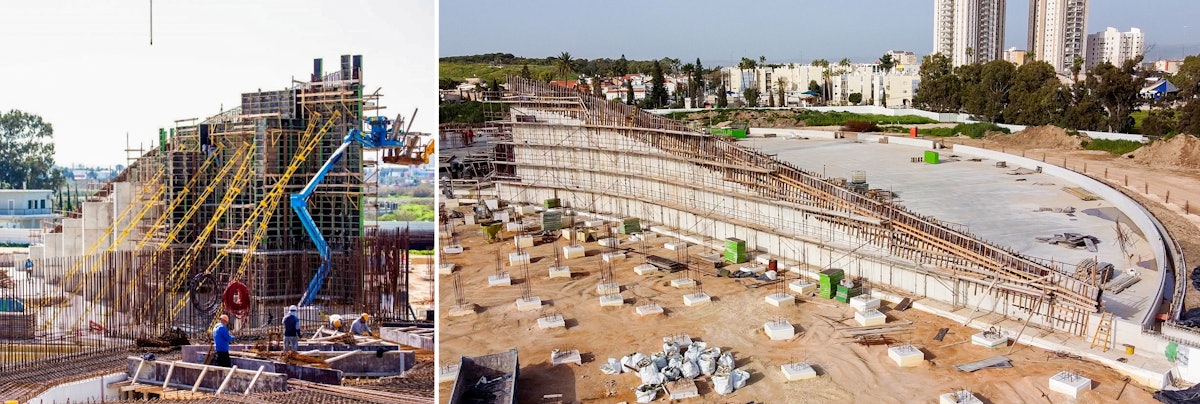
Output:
[{"xmin": 1091, "ymin": 311, "xmax": 1114, "ymax": 351}]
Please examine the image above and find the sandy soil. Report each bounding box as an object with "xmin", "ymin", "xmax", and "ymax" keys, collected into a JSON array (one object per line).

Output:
[{"xmin": 438, "ymin": 219, "xmax": 1154, "ymax": 403}]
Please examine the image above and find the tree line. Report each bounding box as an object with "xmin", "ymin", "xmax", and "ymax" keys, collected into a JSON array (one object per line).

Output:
[{"xmin": 913, "ymin": 53, "xmax": 1200, "ymax": 135}]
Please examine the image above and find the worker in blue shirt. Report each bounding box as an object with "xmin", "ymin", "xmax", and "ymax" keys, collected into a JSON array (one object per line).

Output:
[
  {"xmin": 283, "ymin": 305, "xmax": 300, "ymax": 352},
  {"xmin": 349, "ymin": 313, "xmax": 373, "ymax": 337},
  {"xmin": 213, "ymin": 314, "xmax": 233, "ymax": 367}
]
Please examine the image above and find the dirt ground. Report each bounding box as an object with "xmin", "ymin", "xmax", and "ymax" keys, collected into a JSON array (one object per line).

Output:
[{"xmin": 438, "ymin": 221, "xmax": 1155, "ymax": 403}]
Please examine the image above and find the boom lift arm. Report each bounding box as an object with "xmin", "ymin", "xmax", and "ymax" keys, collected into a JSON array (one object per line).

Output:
[{"xmin": 292, "ymin": 113, "xmax": 431, "ymax": 307}]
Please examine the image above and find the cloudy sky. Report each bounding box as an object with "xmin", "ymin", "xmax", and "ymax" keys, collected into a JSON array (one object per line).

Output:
[{"xmin": 1, "ymin": 0, "xmax": 436, "ymax": 167}]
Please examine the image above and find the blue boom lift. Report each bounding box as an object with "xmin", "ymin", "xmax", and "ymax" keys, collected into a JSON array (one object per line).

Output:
[{"xmin": 292, "ymin": 112, "xmax": 432, "ymax": 307}]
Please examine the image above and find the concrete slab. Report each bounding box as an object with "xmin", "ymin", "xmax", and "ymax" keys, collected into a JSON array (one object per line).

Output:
[
  {"xmin": 550, "ymin": 349, "xmax": 581, "ymax": 365},
  {"xmin": 740, "ymin": 264, "xmax": 765, "ymax": 274},
  {"xmin": 601, "ymin": 252, "xmax": 626, "ymax": 262},
  {"xmin": 537, "ymin": 314, "xmax": 565, "ymax": 329},
  {"xmin": 505, "ymin": 222, "xmax": 523, "ymax": 232},
  {"xmin": 443, "ymin": 244, "xmax": 463, "ymax": 254},
  {"xmin": 548, "ymin": 266, "xmax": 571, "ymax": 278},
  {"xmin": 850, "ymin": 295, "xmax": 880, "ymax": 311},
  {"xmin": 448, "ymin": 304, "xmax": 476, "ymax": 317},
  {"xmin": 1049, "ymin": 371, "xmax": 1091, "ymax": 398},
  {"xmin": 598, "ymin": 237, "xmax": 621, "ymax": 248},
  {"xmin": 518, "ymin": 205, "xmax": 539, "ymax": 215},
  {"xmin": 599, "ymin": 294, "xmax": 624, "ymax": 307},
  {"xmin": 765, "ymin": 293, "xmax": 795, "ymax": 307},
  {"xmin": 636, "ymin": 303, "xmax": 664, "ymax": 316},
  {"xmin": 789, "ymin": 279, "xmax": 816, "ymax": 295},
  {"xmin": 513, "ymin": 235, "xmax": 534, "ymax": 248},
  {"xmin": 666, "ymin": 379, "xmax": 699, "ymax": 399},
  {"xmin": 939, "ymin": 391, "xmax": 983, "ymax": 404},
  {"xmin": 683, "ymin": 293, "xmax": 711, "ymax": 306},
  {"xmin": 664, "ymin": 241, "xmax": 687, "ymax": 251},
  {"xmin": 764, "ymin": 320, "xmax": 795, "ymax": 340},
  {"xmin": 855, "ymin": 309, "xmax": 887, "ymax": 326},
  {"xmin": 633, "ymin": 264, "xmax": 657, "ymax": 275},
  {"xmin": 781, "ymin": 362, "xmax": 817, "ymax": 380},
  {"xmin": 438, "ymin": 263, "xmax": 456, "ymax": 275},
  {"xmin": 515, "ymin": 296, "xmax": 542, "ymax": 311},
  {"xmin": 562, "ymin": 245, "xmax": 585, "ymax": 259},
  {"xmin": 972, "ymin": 332, "xmax": 1009, "ymax": 349},
  {"xmin": 583, "ymin": 220, "xmax": 606, "ymax": 228},
  {"xmin": 488, "ymin": 273, "xmax": 511, "ymax": 287},
  {"xmin": 508, "ymin": 252, "xmax": 530, "ymax": 266},
  {"xmin": 670, "ymin": 278, "xmax": 695, "ymax": 288},
  {"xmin": 596, "ymin": 282, "xmax": 620, "ymax": 295},
  {"xmin": 888, "ymin": 345, "xmax": 924, "ymax": 367},
  {"xmin": 635, "ymin": 232, "xmax": 657, "ymax": 240}
]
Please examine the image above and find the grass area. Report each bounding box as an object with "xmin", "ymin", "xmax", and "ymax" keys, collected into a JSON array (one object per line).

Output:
[
  {"xmin": 1131, "ymin": 110, "xmax": 1148, "ymax": 133},
  {"xmin": 1082, "ymin": 138, "xmax": 1144, "ymax": 155},
  {"xmin": 440, "ymin": 62, "xmax": 572, "ymax": 83},
  {"xmin": 882, "ymin": 122, "xmax": 1010, "ymax": 138},
  {"xmin": 410, "ymin": 249, "xmax": 434, "ymax": 256},
  {"xmin": 668, "ymin": 109, "xmax": 938, "ymax": 127}
]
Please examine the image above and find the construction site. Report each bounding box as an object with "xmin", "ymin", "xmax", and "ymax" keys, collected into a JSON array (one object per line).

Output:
[
  {"xmin": 0, "ymin": 55, "xmax": 435, "ymax": 403},
  {"xmin": 438, "ymin": 77, "xmax": 1198, "ymax": 403}
]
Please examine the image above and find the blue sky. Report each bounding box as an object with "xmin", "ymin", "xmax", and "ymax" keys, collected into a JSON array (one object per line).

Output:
[{"xmin": 440, "ymin": 0, "xmax": 1199, "ymax": 66}]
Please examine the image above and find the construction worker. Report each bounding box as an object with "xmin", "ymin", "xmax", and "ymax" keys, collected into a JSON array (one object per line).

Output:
[
  {"xmin": 328, "ymin": 314, "xmax": 345, "ymax": 332},
  {"xmin": 350, "ymin": 313, "xmax": 373, "ymax": 336},
  {"xmin": 213, "ymin": 314, "xmax": 233, "ymax": 367},
  {"xmin": 283, "ymin": 305, "xmax": 300, "ymax": 352}
]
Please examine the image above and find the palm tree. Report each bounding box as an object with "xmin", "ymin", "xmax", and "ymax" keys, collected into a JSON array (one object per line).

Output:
[
  {"xmin": 555, "ymin": 51, "xmax": 574, "ymax": 84},
  {"xmin": 812, "ymin": 59, "xmax": 831, "ymax": 103},
  {"xmin": 776, "ymin": 77, "xmax": 788, "ymax": 106}
]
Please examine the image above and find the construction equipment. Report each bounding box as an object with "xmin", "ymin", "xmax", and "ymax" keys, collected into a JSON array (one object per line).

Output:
[{"xmin": 292, "ymin": 111, "xmax": 433, "ymax": 307}]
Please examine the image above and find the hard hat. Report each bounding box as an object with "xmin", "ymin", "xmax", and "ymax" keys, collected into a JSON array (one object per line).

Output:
[
  {"xmin": 219, "ymin": 314, "xmax": 229, "ymax": 323},
  {"xmin": 332, "ymin": 318, "xmax": 343, "ymax": 328},
  {"xmin": 361, "ymin": 313, "xmax": 370, "ymax": 321},
  {"xmin": 288, "ymin": 305, "xmax": 298, "ymax": 312}
]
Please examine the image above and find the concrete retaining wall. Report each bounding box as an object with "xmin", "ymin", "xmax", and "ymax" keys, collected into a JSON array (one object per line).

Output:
[
  {"xmin": 28, "ymin": 372, "xmax": 128, "ymax": 404},
  {"xmin": 127, "ymin": 357, "xmax": 288, "ymax": 394},
  {"xmin": 747, "ymin": 127, "xmax": 839, "ymax": 139}
]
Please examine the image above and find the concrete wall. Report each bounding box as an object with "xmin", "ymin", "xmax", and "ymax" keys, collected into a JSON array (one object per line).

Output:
[
  {"xmin": 27, "ymin": 371, "xmax": 127, "ymax": 404},
  {"xmin": 747, "ymin": 128, "xmax": 839, "ymax": 139}
]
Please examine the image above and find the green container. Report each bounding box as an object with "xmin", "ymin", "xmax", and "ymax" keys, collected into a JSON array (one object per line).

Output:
[
  {"xmin": 818, "ymin": 268, "xmax": 844, "ymax": 299},
  {"xmin": 620, "ymin": 217, "xmax": 641, "ymax": 234},
  {"xmin": 545, "ymin": 198, "xmax": 561, "ymax": 208},
  {"xmin": 724, "ymin": 238, "xmax": 747, "ymax": 264},
  {"xmin": 542, "ymin": 210, "xmax": 563, "ymax": 232},
  {"xmin": 835, "ymin": 284, "xmax": 861, "ymax": 303},
  {"xmin": 924, "ymin": 150, "xmax": 940, "ymax": 164}
]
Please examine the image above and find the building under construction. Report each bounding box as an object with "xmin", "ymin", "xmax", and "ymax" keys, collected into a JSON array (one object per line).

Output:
[
  {"xmin": 440, "ymin": 76, "xmax": 1194, "ymax": 399},
  {"xmin": 2, "ymin": 55, "xmax": 434, "ymax": 395}
]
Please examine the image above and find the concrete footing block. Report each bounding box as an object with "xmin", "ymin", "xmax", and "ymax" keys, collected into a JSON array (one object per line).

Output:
[
  {"xmin": 598, "ymin": 237, "xmax": 621, "ymax": 248},
  {"xmin": 764, "ymin": 293, "xmax": 795, "ymax": 307},
  {"xmin": 537, "ymin": 314, "xmax": 565, "ymax": 329},
  {"xmin": 781, "ymin": 362, "xmax": 816, "ymax": 380},
  {"xmin": 596, "ymin": 282, "xmax": 620, "ymax": 295},
  {"xmin": 1048, "ymin": 371, "xmax": 1091, "ymax": 398},
  {"xmin": 599, "ymin": 294, "xmax": 624, "ymax": 307},
  {"xmin": 764, "ymin": 320, "xmax": 794, "ymax": 340},
  {"xmin": 508, "ymin": 252, "xmax": 530, "ymax": 266},
  {"xmin": 849, "ymin": 295, "xmax": 880, "ymax": 311},
  {"xmin": 683, "ymin": 293, "xmax": 711, "ymax": 306},
  {"xmin": 971, "ymin": 332, "xmax": 1008, "ymax": 349},
  {"xmin": 515, "ymin": 296, "xmax": 542, "ymax": 311},
  {"xmin": 670, "ymin": 278, "xmax": 695, "ymax": 289},
  {"xmin": 789, "ymin": 280, "xmax": 816, "ymax": 295},
  {"xmin": 939, "ymin": 390, "xmax": 983, "ymax": 404},
  {"xmin": 448, "ymin": 304, "xmax": 476, "ymax": 317},
  {"xmin": 636, "ymin": 303, "xmax": 664, "ymax": 316},
  {"xmin": 887, "ymin": 345, "xmax": 924, "ymax": 367},
  {"xmin": 740, "ymin": 264, "xmax": 765, "ymax": 274},
  {"xmin": 583, "ymin": 220, "xmax": 605, "ymax": 228},
  {"xmin": 855, "ymin": 309, "xmax": 886, "ymax": 326},
  {"xmin": 601, "ymin": 252, "xmax": 625, "ymax": 262},
  {"xmin": 548, "ymin": 266, "xmax": 571, "ymax": 278},
  {"xmin": 664, "ymin": 241, "xmax": 687, "ymax": 251},
  {"xmin": 505, "ymin": 222, "xmax": 523, "ymax": 232},
  {"xmin": 442, "ymin": 244, "xmax": 463, "ymax": 254},
  {"xmin": 513, "ymin": 235, "xmax": 534, "ymax": 248},
  {"xmin": 550, "ymin": 349, "xmax": 581, "ymax": 365},
  {"xmin": 562, "ymin": 245, "xmax": 585, "ymax": 259},
  {"xmin": 487, "ymin": 273, "xmax": 511, "ymax": 287},
  {"xmin": 633, "ymin": 264, "xmax": 657, "ymax": 275},
  {"xmin": 438, "ymin": 264, "xmax": 456, "ymax": 275}
]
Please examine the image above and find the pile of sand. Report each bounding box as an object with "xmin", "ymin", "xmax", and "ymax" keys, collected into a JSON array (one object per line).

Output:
[
  {"xmin": 1125, "ymin": 134, "xmax": 1200, "ymax": 169},
  {"xmin": 986, "ymin": 125, "xmax": 1087, "ymax": 150}
]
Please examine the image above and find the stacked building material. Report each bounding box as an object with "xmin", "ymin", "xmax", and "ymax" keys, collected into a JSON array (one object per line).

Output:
[
  {"xmin": 724, "ymin": 238, "xmax": 747, "ymax": 264},
  {"xmin": 542, "ymin": 210, "xmax": 562, "ymax": 232},
  {"xmin": 835, "ymin": 279, "xmax": 861, "ymax": 303},
  {"xmin": 819, "ymin": 268, "xmax": 844, "ymax": 299},
  {"xmin": 619, "ymin": 217, "xmax": 641, "ymax": 234}
]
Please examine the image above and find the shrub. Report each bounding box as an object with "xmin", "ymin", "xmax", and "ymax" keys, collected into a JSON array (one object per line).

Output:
[
  {"xmin": 1083, "ymin": 139, "xmax": 1143, "ymax": 155},
  {"xmin": 841, "ymin": 120, "xmax": 880, "ymax": 132}
]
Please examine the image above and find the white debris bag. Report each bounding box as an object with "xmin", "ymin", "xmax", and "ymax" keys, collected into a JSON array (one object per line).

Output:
[
  {"xmin": 732, "ymin": 369, "xmax": 750, "ymax": 389},
  {"xmin": 667, "ymin": 354, "xmax": 683, "ymax": 369},
  {"xmin": 718, "ymin": 351, "xmax": 735, "ymax": 368},
  {"xmin": 638, "ymin": 364, "xmax": 664, "ymax": 385},
  {"xmin": 625, "ymin": 353, "xmax": 649, "ymax": 372},
  {"xmin": 712, "ymin": 373, "xmax": 734, "ymax": 395},
  {"xmin": 683, "ymin": 341, "xmax": 707, "ymax": 362},
  {"xmin": 600, "ymin": 358, "xmax": 622, "ymax": 375},
  {"xmin": 698, "ymin": 348, "xmax": 720, "ymax": 375},
  {"xmin": 661, "ymin": 366, "xmax": 682, "ymax": 381},
  {"xmin": 651, "ymin": 352, "xmax": 669, "ymax": 370},
  {"xmin": 662, "ymin": 340, "xmax": 679, "ymax": 355},
  {"xmin": 635, "ymin": 384, "xmax": 659, "ymax": 403},
  {"xmin": 765, "ymin": 270, "xmax": 778, "ymax": 280},
  {"xmin": 681, "ymin": 359, "xmax": 700, "ymax": 378}
]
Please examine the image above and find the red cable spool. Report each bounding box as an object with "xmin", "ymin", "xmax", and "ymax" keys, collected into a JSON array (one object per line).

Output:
[{"xmin": 223, "ymin": 281, "xmax": 251, "ymax": 318}]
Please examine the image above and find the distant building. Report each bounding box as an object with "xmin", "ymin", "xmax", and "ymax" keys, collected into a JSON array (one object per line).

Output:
[
  {"xmin": 0, "ymin": 189, "xmax": 55, "ymax": 244},
  {"xmin": 933, "ymin": 0, "xmax": 1006, "ymax": 67},
  {"xmin": 1086, "ymin": 27, "xmax": 1145, "ymax": 69},
  {"xmin": 1004, "ymin": 47, "xmax": 1028, "ymax": 66},
  {"xmin": 725, "ymin": 64, "xmax": 919, "ymax": 107},
  {"xmin": 1152, "ymin": 59, "xmax": 1185, "ymax": 74},
  {"xmin": 1028, "ymin": 0, "xmax": 1089, "ymax": 73},
  {"xmin": 886, "ymin": 50, "xmax": 920, "ymax": 69}
]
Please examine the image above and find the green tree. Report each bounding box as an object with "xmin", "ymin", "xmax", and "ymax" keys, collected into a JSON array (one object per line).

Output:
[
  {"xmin": 693, "ymin": 58, "xmax": 705, "ymax": 106},
  {"xmin": 848, "ymin": 93, "xmax": 863, "ymax": 105},
  {"xmin": 1090, "ymin": 58, "xmax": 1144, "ymax": 132},
  {"xmin": 615, "ymin": 54, "xmax": 629, "ymax": 76},
  {"xmin": 649, "ymin": 61, "xmax": 668, "ymax": 108},
  {"xmin": 0, "ymin": 110, "xmax": 63, "ymax": 190},
  {"xmin": 1060, "ymin": 84, "xmax": 1105, "ymax": 131},
  {"xmin": 1004, "ymin": 61, "xmax": 1060, "ymax": 125},
  {"xmin": 625, "ymin": 80, "xmax": 635, "ymax": 105},
  {"xmin": 777, "ymin": 77, "xmax": 788, "ymax": 106},
  {"xmin": 1070, "ymin": 56, "xmax": 1084, "ymax": 82},
  {"xmin": 808, "ymin": 80, "xmax": 821, "ymax": 94},
  {"xmin": 438, "ymin": 78, "xmax": 459, "ymax": 90},
  {"xmin": 1180, "ymin": 99, "xmax": 1200, "ymax": 135},
  {"xmin": 592, "ymin": 77, "xmax": 605, "ymax": 98},
  {"xmin": 1169, "ymin": 54, "xmax": 1200, "ymax": 98},
  {"xmin": 962, "ymin": 60, "xmax": 1014, "ymax": 122},
  {"xmin": 519, "ymin": 64, "xmax": 532, "ymax": 80},
  {"xmin": 912, "ymin": 54, "xmax": 961, "ymax": 112},
  {"xmin": 555, "ymin": 51, "xmax": 574, "ymax": 82},
  {"xmin": 878, "ymin": 53, "xmax": 895, "ymax": 72},
  {"xmin": 1141, "ymin": 109, "xmax": 1177, "ymax": 137},
  {"xmin": 812, "ymin": 59, "xmax": 831, "ymax": 101},
  {"xmin": 717, "ymin": 82, "xmax": 728, "ymax": 108},
  {"xmin": 743, "ymin": 87, "xmax": 761, "ymax": 107}
]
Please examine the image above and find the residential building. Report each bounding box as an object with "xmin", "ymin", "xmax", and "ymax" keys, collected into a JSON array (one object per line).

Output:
[
  {"xmin": 1004, "ymin": 47, "xmax": 1028, "ymax": 66},
  {"xmin": 933, "ymin": 0, "xmax": 1007, "ymax": 67},
  {"xmin": 1028, "ymin": 0, "xmax": 1089, "ymax": 72},
  {"xmin": 725, "ymin": 65, "xmax": 920, "ymax": 107},
  {"xmin": 1086, "ymin": 27, "xmax": 1145, "ymax": 69},
  {"xmin": 1152, "ymin": 59, "xmax": 1185, "ymax": 74},
  {"xmin": 0, "ymin": 189, "xmax": 55, "ymax": 244},
  {"xmin": 886, "ymin": 50, "xmax": 920, "ymax": 69}
]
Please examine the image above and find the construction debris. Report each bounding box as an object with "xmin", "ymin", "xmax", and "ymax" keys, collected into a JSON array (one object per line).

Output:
[
  {"xmin": 954, "ymin": 356, "xmax": 1013, "ymax": 372},
  {"xmin": 1035, "ymin": 232, "xmax": 1100, "ymax": 252},
  {"xmin": 134, "ymin": 327, "xmax": 191, "ymax": 348}
]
